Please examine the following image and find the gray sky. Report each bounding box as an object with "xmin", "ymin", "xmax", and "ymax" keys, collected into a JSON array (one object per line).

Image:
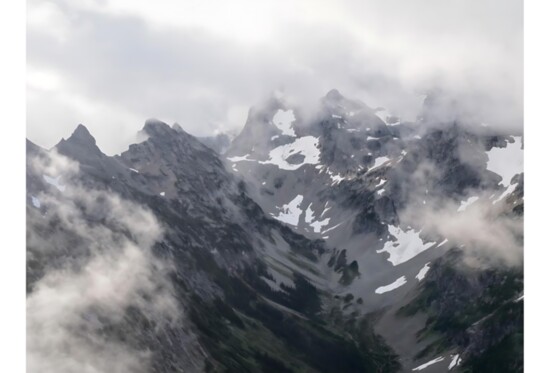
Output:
[{"xmin": 27, "ymin": 0, "xmax": 523, "ymax": 155}]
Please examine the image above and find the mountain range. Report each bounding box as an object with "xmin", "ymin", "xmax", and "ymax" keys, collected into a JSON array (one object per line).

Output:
[{"xmin": 26, "ymin": 90, "xmax": 524, "ymax": 372}]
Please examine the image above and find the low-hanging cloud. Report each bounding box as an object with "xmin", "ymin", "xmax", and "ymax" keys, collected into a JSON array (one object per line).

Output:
[
  {"xmin": 392, "ymin": 152, "xmax": 523, "ymax": 266},
  {"xmin": 26, "ymin": 150, "xmax": 196, "ymax": 373},
  {"xmin": 27, "ymin": 0, "xmax": 523, "ymax": 154},
  {"xmin": 401, "ymin": 194, "xmax": 523, "ymax": 266}
]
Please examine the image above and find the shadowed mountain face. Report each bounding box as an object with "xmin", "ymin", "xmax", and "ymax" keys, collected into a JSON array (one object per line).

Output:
[{"xmin": 27, "ymin": 90, "xmax": 523, "ymax": 372}]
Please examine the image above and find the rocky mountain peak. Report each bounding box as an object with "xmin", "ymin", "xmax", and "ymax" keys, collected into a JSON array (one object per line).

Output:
[
  {"xmin": 71, "ymin": 123, "xmax": 96, "ymax": 143},
  {"xmin": 59, "ymin": 123, "xmax": 99, "ymax": 150},
  {"xmin": 55, "ymin": 124, "xmax": 104, "ymax": 163}
]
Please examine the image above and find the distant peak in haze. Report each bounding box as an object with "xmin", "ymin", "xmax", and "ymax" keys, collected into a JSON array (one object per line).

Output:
[
  {"xmin": 325, "ymin": 89, "xmax": 344, "ymax": 101},
  {"xmin": 143, "ymin": 118, "xmax": 173, "ymax": 137}
]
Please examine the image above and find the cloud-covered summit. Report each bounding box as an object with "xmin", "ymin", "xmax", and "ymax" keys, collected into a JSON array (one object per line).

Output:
[{"xmin": 27, "ymin": 0, "xmax": 522, "ymax": 154}]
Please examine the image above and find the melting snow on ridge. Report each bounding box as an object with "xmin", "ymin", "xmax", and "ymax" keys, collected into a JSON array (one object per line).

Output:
[
  {"xmin": 326, "ymin": 169, "xmax": 345, "ymax": 185},
  {"xmin": 486, "ymin": 136, "xmax": 523, "ymax": 187},
  {"xmin": 320, "ymin": 202, "xmax": 331, "ymax": 218},
  {"xmin": 375, "ymin": 276, "xmax": 407, "ymax": 294},
  {"xmin": 272, "ymin": 109, "xmax": 296, "ymax": 137},
  {"xmin": 493, "ymin": 183, "xmax": 518, "ymax": 204},
  {"xmin": 415, "ymin": 263, "xmax": 431, "ymax": 281},
  {"xmin": 305, "ymin": 203, "xmax": 330, "ymax": 233},
  {"xmin": 310, "ymin": 219, "xmax": 331, "ymax": 233},
  {"xmin": 43, "ymin": 175, "xmax": 66, "ymax": 192},
  {"xmin": 448, "ymin": 354, "xmax": 461, "ymax": 370},
  {"xmin": 272, "ymin": 195, "xmax": 304, "ymax": 226},
  {"xmin": 260, "ymin": 136, "xmax": 320, "ymax": 170},
  {"xmin": 377, "ymin": 226, "xmax": 436, "ymax": 266},
  {"xmin": 437, "ymin": 238, "xmax": 449, "ymax": 248},
  {"xmin": 371, "ymin": 156, "xmax": 390, "ymax": 170},
  {"xmin": 457, "ymin": 196, "xmax": 479, "ymax": 212},
  {"xmin": 412, "ymin": 356, "xmax": 445, "ymax": 371},
  {"xmin": 31, "ymin": 196, "xmax": 41, "ymax": 208},
  {"xmin": 227, "ymin": 154, "xmax": 255, "ymax": 162},
  {"xmin": 322, "ymin": 222, "xmax": 342, "ymax": 234}
]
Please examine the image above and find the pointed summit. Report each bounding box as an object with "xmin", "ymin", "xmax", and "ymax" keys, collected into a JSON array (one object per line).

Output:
[
  {"xmin": 68, "ymin": 124, "xmax": 97, "ymax": 146},
  {"xmin": 55, "ymin": 124, "xmax": 104, "ymax": 162}
]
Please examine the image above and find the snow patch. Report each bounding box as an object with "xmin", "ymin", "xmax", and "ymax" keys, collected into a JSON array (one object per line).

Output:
[
  {"xmin": 272, "ymin": 195, "xmax": 304, "ymax": 226},
  {"xmin": 493, "ymin": 182, "xmax": 518, "ymax": 204},
  {"xmin": 486, "ymin": 136, "xmax": 523, "ymax": 187},
  {"xmin": 377, "ymin": 226, "xmax": 436, "ymax": 266},
  {"xmin": 43, "ymin": 175, "xmax": 66, "ymax": 192},
  {"xmin": 371, "ymin": 156, "xmax": 390, "ymax": 170},
  {"xmin": 31, "ymin": 196, "xmax": 41, "ymax": 208},
  {"xmin": 457, "ymin": 196, "xmax": 479, "ymax": 212},
  {"xmin": 375, "ymin": 179, "xmax": 387, "ymax": 188},
  {"xmin": 412, "ymin": 356, "xmax": 445, "ymax": 371},
  {"xmin": 448, "ymin": 354, "xmax": 461, "ymax": 370},
  {"xmin": 159, "ymin": 192, "xmax": 165, "ymax": 197},
  {"xmin": 328, "ymin": 170, "xmax": 345, "ymax": 185},
  {"xmin": 437, "ymin": 239, "xmax": 449, "ymax": 248},
  {"xmin": 128, "ymin": 167, "xmax": 139, "ymax": 173},
  {"xmin": 305, "ymin": 203, "xmax": 331, "ymax": 233},
  {"xmin": 310, "ymin": 218, "xmax": 331, "ymax": 233},
  {"xmin": 227, "ymin": 154, "xmax": 255, "ymax": 162},
  {"xmin": 375, "ymin": 276, "xmax": 407, "ymax": 294},
  {"xmin": 320, "ymin": 203, "xmax": 331, "ymax": 218},
  {"xmin": 415, "ymin": 263, "xmax": 430, "ymax": 281},
  {"xmin": 322, "ymin": 222, "xmax": 342, "ymax": 235},
  {"xmin": 260, "ymin": 136, "xmax": 320, "ymax": 170},
  {"xmin": 272, "ymin": 109, "xmax": 296, "ymax": 137}
]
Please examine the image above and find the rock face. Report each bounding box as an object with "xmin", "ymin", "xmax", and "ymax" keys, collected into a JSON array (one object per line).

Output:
[{"xmin": 26, "ymin": 90, "xmax": 523, "ymax": 372}]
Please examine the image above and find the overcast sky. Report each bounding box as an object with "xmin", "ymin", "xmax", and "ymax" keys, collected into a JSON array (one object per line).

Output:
[{"xmin": 27, "ymin": 0, "xmax": 523, "ymax": 155}]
